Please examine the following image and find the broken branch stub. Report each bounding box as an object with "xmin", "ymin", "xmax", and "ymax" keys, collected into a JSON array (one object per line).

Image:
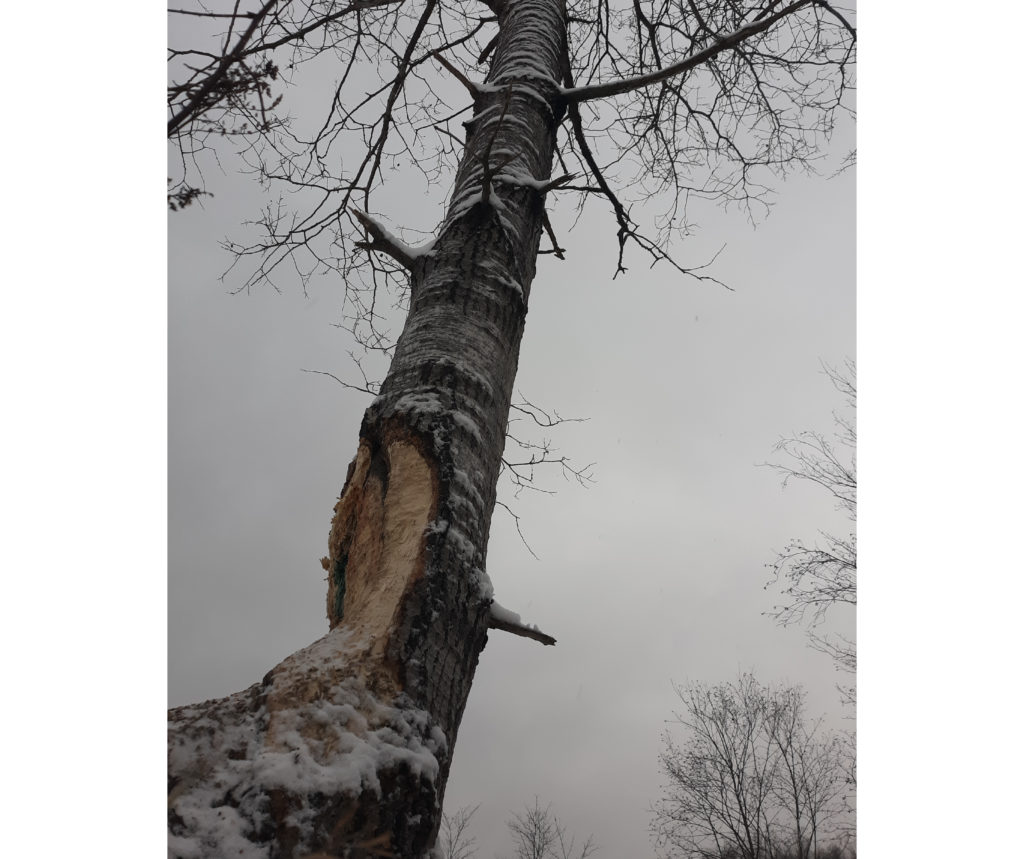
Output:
[{"xmin": 488, "ymin": 613, "xmax": 557, "ymax": 646}]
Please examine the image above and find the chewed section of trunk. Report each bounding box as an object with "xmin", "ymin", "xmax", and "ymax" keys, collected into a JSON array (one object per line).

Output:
[{"xmin": 323, "ymin": 433, "xmax": 440, "ymax": 695}]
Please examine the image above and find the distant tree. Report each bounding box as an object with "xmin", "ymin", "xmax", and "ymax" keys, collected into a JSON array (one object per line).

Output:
[
  {"xmin": 439, "ymin": 804, "xmax": 480, "ymax": 859},
  {"xmin": 652, "ymin": 675, "xmax": 850, "ymax": 859},
  {"xmin": 506, "ymin": 799, "xmax": 597, "ymax": 859},
  {"xmin": 766, "ymin": 362, "xmax": 856, "ymax": 704}
]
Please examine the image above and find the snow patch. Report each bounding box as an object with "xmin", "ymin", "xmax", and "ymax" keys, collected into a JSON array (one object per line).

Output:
[
  {"xmin": 387, "ymin": 391, "xmax": 445, "ymax": 415},
  {"xmin": 494, "ymin": 170, "xmax": 548, "ymax": 191},
  {"xmin": 474, "ymin": 566, "xmax": 494, "ymax": 602},
  {"xmin": 353, "ymin": 208, "xmax": 435, "ymax": 260},
  {"xmin": 450, "ymin": 410, "xmax": 482, "ymax": 442},
  {"xmin": 452, "ymin": 468, "xmax": 486, "ymax": 511},
  {"xmin": 168, "ymin": 631, "xmax": 447, "ymax": 857},
  {"xmin": 444, "ymin": 523, "xmax": 479, "ymax": 561},
  {"xmin": 489, "ymin": 601, "xmax": 541, "ymax": 634}
]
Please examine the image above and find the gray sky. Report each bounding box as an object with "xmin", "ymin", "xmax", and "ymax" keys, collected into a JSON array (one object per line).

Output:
[{"xmin": 168, "ymin": 9, "xmax": 855, "ymax": 854}]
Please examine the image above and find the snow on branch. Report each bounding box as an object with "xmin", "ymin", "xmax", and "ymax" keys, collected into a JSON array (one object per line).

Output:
[
  {"xmin": 488, "ymin": 602, "xmax": 557, "ymax": 646},
  {"xmin": 352, "ymin": 209, "xmax": 433, "ymax": 270},
  {"xmin": 494, "ymin": 171, "xmax": 577, "ymax": 195},
  {"xmin": 560, "ymin": 0, "xmax": 815, "ymax": 104}
]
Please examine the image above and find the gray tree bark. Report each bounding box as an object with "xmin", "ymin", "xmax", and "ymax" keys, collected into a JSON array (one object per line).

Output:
[{"xmin": 168, "ymin": 1, "xmax": 568, "ymax": 856}]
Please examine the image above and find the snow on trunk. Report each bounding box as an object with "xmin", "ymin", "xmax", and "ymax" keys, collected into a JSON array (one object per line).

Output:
[{"xmin": 169, "ymin": 2, "xmax": 569, "ymax": 856}]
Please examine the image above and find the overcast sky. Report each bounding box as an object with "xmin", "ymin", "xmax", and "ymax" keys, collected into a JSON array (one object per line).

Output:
[{"xmin": 170, "ymin": 148, "xmax": 854, "ymax": 858}]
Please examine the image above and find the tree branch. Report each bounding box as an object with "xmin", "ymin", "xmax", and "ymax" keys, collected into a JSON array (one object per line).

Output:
[
  {"xmin": 488, "ymin": 602, "xmax": 557, "ymax": 646},
  {"xmin": 434, "ymin": 52, "xmax": 481, "ymax": 97},
  {"xmin": 249, "ymin": 0, "xmax": 404, "ymax": 57},
  {"xmin": 541, "ymin": 210, "xmax": 566, "ymax": 259},
  {"xmin": 167, "ymin": 0, "xmax": 281, "ymax": 136},
  {"xmin": 352, "ymin": 209, "xmax": 419, "ymax": 270},
  {"xmin": 488, "ymin": 616, "xmax": 557, "ymax": 646},
  {"xmin": 561, "ymin": 0, "xmax": 816, "ymax": 103}
]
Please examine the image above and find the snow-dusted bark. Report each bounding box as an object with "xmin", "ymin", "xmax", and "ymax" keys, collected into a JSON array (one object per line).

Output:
[{"xmin": 168, "ymin": 2, "xmax": 568, "ymax": 855}]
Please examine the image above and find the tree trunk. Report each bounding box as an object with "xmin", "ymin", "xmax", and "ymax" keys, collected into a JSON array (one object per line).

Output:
[{"xmin": 168, "ymin": 2, "xmax": 568, "ymax": 856}]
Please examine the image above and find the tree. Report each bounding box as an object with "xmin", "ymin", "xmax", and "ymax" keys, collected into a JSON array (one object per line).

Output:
[
  {"xmin": 765, "ymin": 362, "xmax": 856, "ymax": 703},
  {"xmin": 506, "ymin": 799, "xmax": 597, "ymax": 859},
  {"xmin": 168, "ymin": 2, "xmax": 856, "ymax": 856},
  {"xmin": 438, "ymin": 804, "xmax": 480, "ymax": 859},
  {"xmin": 652, "ymin": 675, "xmax": 850, "ymax": 859}
]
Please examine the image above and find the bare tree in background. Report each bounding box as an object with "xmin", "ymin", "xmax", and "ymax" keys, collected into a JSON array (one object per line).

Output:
[
  {"xmin": 766, "ymin": 362, "xmax": 856, "ymax": 704},
  {"xmin": 168, "ymin": 2, "xmax": 855, "ymax": 856},
  {"xmin": 652, "ymin": 675, "xmax": 850, "ymax": 859},
  {"xmin": 439, "ymin": 804, "xmax": 480, "ymax": 859},
  {"xmin": 507, "ymin": 799, "xmax": 598, "ymax": 859}
]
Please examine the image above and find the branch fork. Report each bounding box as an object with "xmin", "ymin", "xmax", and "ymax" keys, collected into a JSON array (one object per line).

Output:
[{"xmin": 352, "ymin": 208, "xmax": 423, "ymax": 270}]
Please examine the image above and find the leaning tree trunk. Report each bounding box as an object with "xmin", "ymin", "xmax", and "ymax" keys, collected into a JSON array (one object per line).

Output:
[{"xmin": 169, "ymin": 2, "xmax": 568, "ymax": 856}]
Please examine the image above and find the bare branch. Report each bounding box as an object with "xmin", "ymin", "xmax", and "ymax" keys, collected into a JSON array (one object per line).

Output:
[
  {"xmin": 562, "ymin": 0, "xmax": 815, "ymax": 103},
  {"xmin": 541, "ymin": 210, "xmax": 567, "ymax": 259},
  {"xmin": 434, "ymin": 51, "xmax": 481, "ymax": 97},
  {"xmin": 438, "ymin": 804, "xmax": 480, "ymax": 859},
  {"xmin": 301, "ymin": 367, "xmax": 380, "ymax": 397},
  {"xmin": 506, "ymin": 799, "xmax": 596, "ymax": 859},
  {"xmin": 764, "ymin": 361, "xmax": 856, "ymax": 695},
  {"xmin": 476, "ymin": 31, "xmax": 499, "ymax": 64},
  {"xmin": 496, "ymin": 500, "xmax": 541, "ymax": 559},
  {"xmin": 655, "ymin": 675, "xmax": 852, "ymax": 858},
  {"xmin": 167, "ymin": 0, "xmax": 281, "ymax": 137},
  {"xmin": 252, "ymin": 0, "xmax": 404, "ymax": 56}
]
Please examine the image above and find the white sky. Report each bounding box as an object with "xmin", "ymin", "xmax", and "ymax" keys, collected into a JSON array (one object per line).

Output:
[{"xmin": 4, "ymin": 5, "xmax": 1024, "ymax": 859}]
